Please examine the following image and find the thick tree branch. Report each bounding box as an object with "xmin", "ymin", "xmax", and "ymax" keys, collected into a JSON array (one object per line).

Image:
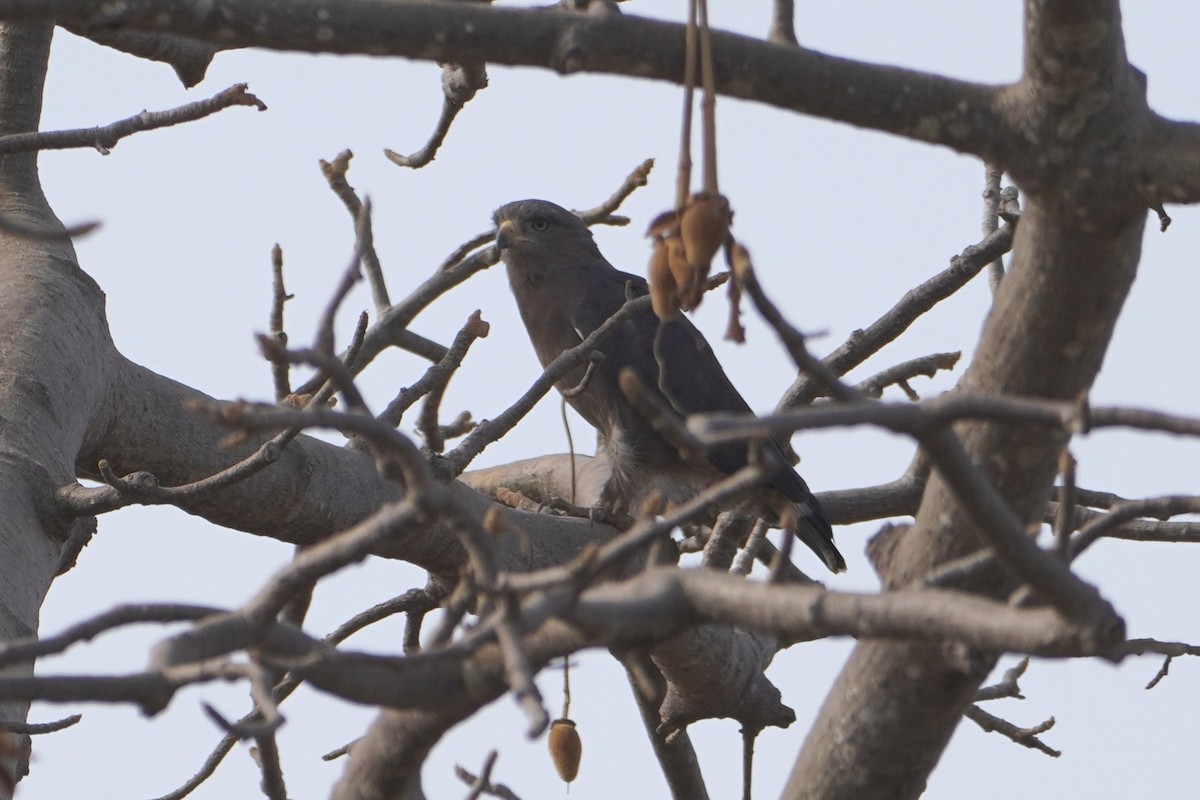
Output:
[
  {"xmin": 786, "ymin": 180, "xmax": 1144, "ymax": 799},
  {"xmin": 57, "ymin": 24, "xmax": 215, "ymax": 86},
  {"xmin": 0, "ymin": 568, "xmax": 1111, "ymax": 718},
  {"xmin": 75, "ymin": 358, "xmax": 610, "ymax": 580},
  {"xmin": 0, "ymin": 1, "xmax": 1013, "ymax": 160}
]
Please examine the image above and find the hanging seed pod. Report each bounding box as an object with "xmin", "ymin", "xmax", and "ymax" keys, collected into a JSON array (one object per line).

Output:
[
  {"xmin": 648, "ymin": 238, "xmax": 681, "ymax": 319},
  {"xmin": 647, "ymin": 210, "xmax": 683, "ymax": 320},
  {"xmin": 548, "ymin": 718, "xmax": 582, "ymax": 783},
  {"xmin": 680, "ymin": 191, "xmax": 732, "ymax": 279},
  {"xmin": 666, "ymin": 235, "xmax": 696, "ymax": 307}
]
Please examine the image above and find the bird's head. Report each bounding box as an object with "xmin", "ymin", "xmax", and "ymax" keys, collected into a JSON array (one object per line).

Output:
[{"xmin": 493, "ymin": 200, "xmax": 602, "ymax": 276}]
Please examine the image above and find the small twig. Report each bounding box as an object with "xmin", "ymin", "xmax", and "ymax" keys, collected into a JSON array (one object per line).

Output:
[
  {"xmin": 1054, "ymin": 450, "xmax": 1077, "ymax": 559},
  {"xmin": 345, "ymin": 310, "xmax": 370, "ymax": 368},
  {"xmin": 779, "ymin": 221, "xmax": 1017, "ymax": 408},
  {"xmin": 267, "ymin": 244, "xmax": 293, "ymax": 402},
  {"xmin": 315, "ymin": 200, "xmax": 371, "ymax": 359},
  {"xmin": 767, "ymin": 520, "xmax": 796, "ymax": 584},
  {"xmin": 455, "ymin": 750, "xmax": 524, "ymax": 800},
  {"xmin": 495, "ymin": 598, "xmax": 549, "ymax": 737},
  {"xmin": 0, "ymin": 83, "xmax": 265, "ymax": 155},
  {"xmin": 153, "ymin": 733, "xmax": 240, "ymax": 800},
  {"xmin": 561, "ymin": 356, "xmax": 600, "ymax": 400},
  {"xmin": 574, "ymin": 158, "xmax": 655, "ymax": 222},
  {"xmin": 916, "ymin": 547, "xmax": 994, "ymax": 589},
  {"xmin": 741, "ymin": 727, "xmax": 755, "ymax": 800},
  {"xmin": 963, "ymin": 705, "xmax": 1059, "ymax": 757},
  {"xmin": 57, "ymin": 430, "xmax": 291, "ymax": 517},
  {"xmin": 1068, "ymin": 487, "xmax": 1130, "ymax": 510},
  {"xmin": 428, "ymin": 574, "xmax": 479, "ymax": 647},
  {"xmin": 732, "ymin": 519, "xmax": 770, "ymax": 576},
  {"xmin": 256, "ymin": 340, "xmax": 370, "ymax": 416},
  {"xmin": 322, "ymin": 741, "xmax": 355, "ymax": 762},
  {"xmin": 1150, "ymin": 199, "xmax": 1172, "ymax": 232},
  {"xmin": 411, "ymin": 317, "xmax": 486, "ymax": 454},
  {"xmin": 1113, "ymin": 638, "xmax": 1200, "ymax": 688},
  {"xmin": 320, "ymin": 150, "xmax": 391, "ymax": 314},
  {"xmin": 250, "ymin": 733, "xmax": 288, "ymax": 800},
  {"xmin": 331, "ymin": 588, "xmax": 442, "ymax": 649},
  {"xmin": 0, "ymin": 714, "xmax": 82, "ymax": 735},
  {"xmin": 0, "ymin": 210, "xmax": 99, "ymax": 240},
  {"xmin": 998, "ymin": 186, "xmax": 1022, "ymax": 223},
  {"xmin": 767, "ymin": 0, "xmax": 798, "ymax": 44},
  {"xmin": 735, "ymin": 246, "xmax": 859, "ymax": 403},
  {"xmin": 372, "ymin": 311, "xmax": 490, "ymax": 434},
  {"xmin": 385, "ymin": 61, "xmax": 487, "ymax": 169},
  {"xmin": 700, "ymin": 512, "xmax": 753, "ymax": 571},
  {"xmin": 0, "ymin": 604, "xmax": 220, "ymax": 669},
  {"xmin": 975, "ymin": 657, "xmax": 1029, "ymax": 701},
  {"xmin": 854, "ymin": 352, "xmax": 961, "ymax": 399},
  {"xmin": 439, "ymin": 410, "xmax": 476, "ymax": 443},
  {"xmin": 982, "ymin": 163, "xmax": 1006, "ymax": 294},
  {"xmin": 1069, "ymin": 495, "xmax": 1200, "ymax": 561},
  {"xmin": 1146, "ymin": 656, "xmax": 1172, "ymax": 689}
]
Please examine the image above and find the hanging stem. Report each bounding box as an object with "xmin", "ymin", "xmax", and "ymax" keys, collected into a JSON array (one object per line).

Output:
[
  {"xmin": 697, "ymin": 0, "xmax": 719, "ymax": 194},
  {"xmin": 562, "ymin": 656, "xmax": 572, "ymax": 719},
  {"xmin": 675, "ymin": 0, "xmax": 698, "ymax": 211}
]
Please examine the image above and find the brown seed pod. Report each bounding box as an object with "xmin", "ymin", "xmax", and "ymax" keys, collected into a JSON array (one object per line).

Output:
[
  {"xmin": 548, "ymin": 718, "xmax": 582, "ymax": 783},
  {"xmin": 665, "ymin": 234, "xmax": 696, "ymax": 305},
  {"xmin": 645, "ymin": 209, "xmax": 679, "ymax": 240},
  {"xmin": 648, "ymin": 237, "xmax": 682, "ymax": 320},
  {"xmin": 680, "ymin": 192, "xmax": 732, "ymax": 268}
]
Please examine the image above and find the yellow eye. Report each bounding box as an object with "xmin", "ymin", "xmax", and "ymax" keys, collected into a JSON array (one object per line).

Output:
[{"xmin": 530, "ymin": 216, "xmax": 550, "ymax": 232}]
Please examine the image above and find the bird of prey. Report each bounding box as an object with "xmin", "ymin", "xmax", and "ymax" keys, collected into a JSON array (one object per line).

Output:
[{"xmin": 494, "ymin": 199, "xmax": 845, "ymax": 573}]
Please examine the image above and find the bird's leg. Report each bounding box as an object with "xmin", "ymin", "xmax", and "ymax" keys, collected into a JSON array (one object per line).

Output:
[{"xmin": 589, "ymin": 478, "xmax": 634, "ymax": 529}]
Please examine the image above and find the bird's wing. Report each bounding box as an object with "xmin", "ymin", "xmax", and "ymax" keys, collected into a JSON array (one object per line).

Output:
[
  {"xmin": 571, "ymin": 262, "xmax": 842, "ymax": 572},
  {"xmin": 570, "ymin": 267, "xmax": 793, "ymax": 485}
]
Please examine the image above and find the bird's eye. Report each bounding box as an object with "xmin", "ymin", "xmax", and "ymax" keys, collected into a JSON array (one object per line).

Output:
[{"xmin": 529, "ymin": 216, "xmax": 550, "ymax": 232}]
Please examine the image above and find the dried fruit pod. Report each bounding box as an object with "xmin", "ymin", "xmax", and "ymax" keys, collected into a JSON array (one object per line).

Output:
[
  {"xmin": 680, "ymin": 192, "xmax": 731, "ymax": 278},
  {"xmin": 548, "ymin": 718, "xmax": 582, "ymax": 783},
  {"xmin": 645, "ymin": 209, "xmax": 679, "ymax": 241},
  {"xmin": 665, "ymin": 234, "xmax": 696, "ymax": 307},
  {"xmin": 648, "ymin": 239, "xmax": 682, "ymax": 319},
  {"xmin": 647, "ymin": 214, "xmax": 683, "ymax": 319}
]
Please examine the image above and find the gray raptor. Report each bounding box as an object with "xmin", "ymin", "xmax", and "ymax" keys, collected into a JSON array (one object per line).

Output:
[{"xmin": 494, "ymin": 199, "xmax": 845, "ymax": 573}]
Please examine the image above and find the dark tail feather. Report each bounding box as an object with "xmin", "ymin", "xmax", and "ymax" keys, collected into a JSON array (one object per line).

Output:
[{"xmin": 792, "ymin": 500, "xmax": 845, "ymax": 573}]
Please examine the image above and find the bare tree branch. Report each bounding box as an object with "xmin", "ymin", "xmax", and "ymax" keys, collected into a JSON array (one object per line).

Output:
[
  {"xmin": 0, "ymin": 1, "xmax": 1015, "ymax": 160},
  {"xmin": 320, "ymin": 150, "xmax": 392, "ymax": 314},
  {"xmin": 963, "ymin": 705, "xmax": 1059, "ymax": 757},
  {"xmin": 385, "ymin": 61, "xmax": 487, "ymax": 170},
  {"xmin": 0, "ymin": 714, "xmax": 81, "ymax": 735},
  {"xmin": 779, "ymin": 221, "xmax": 1016, "ymax": 408},
  {"xmin": 0, "ymin": 83, "xmax": 265, "ymax": 155}
]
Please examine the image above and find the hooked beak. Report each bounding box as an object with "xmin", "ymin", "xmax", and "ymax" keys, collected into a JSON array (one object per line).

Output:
[{"xmin": 496, "ymin": 219, "xmax": 519, "ymax": 252}]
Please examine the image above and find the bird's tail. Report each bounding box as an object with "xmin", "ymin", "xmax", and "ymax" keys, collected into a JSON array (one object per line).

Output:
[{"xmin": 792, "ymin": 500, "xmax": 846, "ymax": 573}]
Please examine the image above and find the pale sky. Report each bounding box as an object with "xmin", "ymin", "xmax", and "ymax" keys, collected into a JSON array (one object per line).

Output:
[{"xmin": 19, "ymin": 3, "xmax": 1200, "ymax": 798}]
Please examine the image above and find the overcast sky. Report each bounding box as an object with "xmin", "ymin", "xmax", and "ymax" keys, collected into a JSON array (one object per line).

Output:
[{"xmin": 17, "ymin": 3, "xmax": 1200, "ymax": 798}]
